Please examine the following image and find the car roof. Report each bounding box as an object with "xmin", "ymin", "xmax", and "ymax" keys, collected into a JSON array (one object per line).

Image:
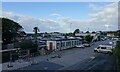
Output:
[{"xmin": 99, "ymin": 45, "xmax": 112, "ymax": 47}]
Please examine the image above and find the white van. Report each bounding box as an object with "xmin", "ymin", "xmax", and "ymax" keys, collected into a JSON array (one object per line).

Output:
[{"xmin": 94, "ymin": 45, "xmax": 113, "ymax": 54}]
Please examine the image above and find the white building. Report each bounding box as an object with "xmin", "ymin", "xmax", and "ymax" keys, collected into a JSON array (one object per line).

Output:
[{"xmin": 44, "ymin": 38, "xmax": 82, "ymax": 51}]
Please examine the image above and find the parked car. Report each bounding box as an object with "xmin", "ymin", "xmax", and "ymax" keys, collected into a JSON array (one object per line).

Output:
[
  {"xmin": 94, "ymin": 45, "xmax": 113, "ymax": 54},
  {"xmin": 82, "ymin": 41, "xmax": 91, "ymax": 47},
  {"xmin": 83, "ymin": 43, "xmax": 91, "ymax": 47},
  {"xmin": 101, "ymin": 38, "xmax": 105, "ymax": 41},
  {"xmin": 76, "ymin": 44, "xmax": 85, "ymax": 48}
]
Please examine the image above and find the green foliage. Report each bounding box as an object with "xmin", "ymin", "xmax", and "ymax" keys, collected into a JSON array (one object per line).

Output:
[
  {"xmin": 20, "ymin": 40, "xmax": 33, "ymax": 50},
  {"xmin": 2, "ymin": 51, "xmax": 19, "ymax": 63},
  {"xmin": 20, "ymin": 39, "xmax": 38, "ymax": 50},
  {"xmin": 33, "ymin": 27, "xmax": 39, "ymax": 34},
  {"xmin": 2, "ymin": 18, "xmax": 23, "ymax": 44},
  {"xmin": 117, "ymin": 30, "xmax": 120, "ymax": 37},
  {"xmin": 86, "ymin": 31, "xmax": 90, "ymax": 33},
  {"xmin": 113, "ymin": 41, "xmax": 120, "ymax": 71},
  {"xmin": 73, "ymin": 29, "xmax": 80, "ymax": 36},
  {"xmin": 92, "ymin": 31, "xmax": 96, "ymax": 33},
  {"xmin": 85, "ymin": 35, "xmax": 93, "ymax": 42},
  {"xmin": 68, "ymin": 33, "xmax": 74, "ymax": 36},
  {"xmin": 65, "ymin": 34, "xmax": 68, "ymax": 39},
  {"xmin": 2, "ymin": 52, "xmax": 10, "ymax": 63}
]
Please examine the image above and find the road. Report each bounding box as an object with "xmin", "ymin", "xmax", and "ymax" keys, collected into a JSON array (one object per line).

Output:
[
  {"xmin": 63, "ymin": 53, "xmax": 117, "ymax": 71},
  {"xmin": 18, "ymin": 39, "xmax": 117, "ymax": 71}
]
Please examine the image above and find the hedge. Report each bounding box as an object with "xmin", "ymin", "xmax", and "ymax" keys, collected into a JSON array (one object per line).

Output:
[{"xmin": 113, "ymin": 41, "xmax": 120, "ymax": 72}]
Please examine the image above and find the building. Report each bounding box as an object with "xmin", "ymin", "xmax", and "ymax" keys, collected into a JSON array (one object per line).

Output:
[
  {"xmin": 75, "ymin": 33, "xmax": 96, "ymax": 37},
  {"xmin": 42, "ymin": 38, "xmax": 82, "ymax": 51}
]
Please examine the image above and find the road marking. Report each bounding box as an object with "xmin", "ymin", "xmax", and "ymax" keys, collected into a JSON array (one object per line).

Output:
[
  {"xmin": 44, "ymin": 67, "xmax": 48, "ymax": 70},
  {"xmin": 90, "ymin": 56, "xmax": 95, "ymax": 59}
]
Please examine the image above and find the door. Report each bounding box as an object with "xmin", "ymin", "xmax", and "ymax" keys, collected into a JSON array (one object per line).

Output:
[{"xmin": 49, "ymin": 42, "xmax": 53, "ymax": 50}]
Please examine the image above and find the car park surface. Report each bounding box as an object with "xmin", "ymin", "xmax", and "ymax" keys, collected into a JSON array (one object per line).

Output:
[{"xmin": 18, "ymin": 39, "xmax": 116, "ymax": 70}]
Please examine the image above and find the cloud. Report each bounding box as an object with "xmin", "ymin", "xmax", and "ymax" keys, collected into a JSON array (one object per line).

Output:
[
  {"xmin": 1, "ymin": 2, "xmax": 118, "ymax": 33},
  {"xmin": 88, "ymin": 2, "xmax": 118, "ymax": 31},
  {"xmin": 89, "ymin": 3, "xmax": 98, "ymax": 11},
  {"xmin": 49, "ymin": 13, "xmax": 62, "ymax": 17}
]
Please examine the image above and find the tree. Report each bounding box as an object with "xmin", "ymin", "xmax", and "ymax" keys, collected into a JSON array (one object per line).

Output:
[
  {"xmin": 33, "ymin": 27, "xmax": 39, "ymax": 35},
  {"xmin": 33, "ymin": 27, "xmax": 39, "ymax": 52},
  {"xmin": 116, "ymin": 30, "xmax": 120, "ymax": 37},
  {"xmin": 20, "ymin": 40, "xmax": 33, "ymax": 50},
  {"xmin": 20, "ymin": 39, "xmax": 38, "ymax": 54},
  {"xmin": 86, "ymin": 31, "xmax": 90, "ymax": 33},
  {"xmin": 73, "ymin": 29, "xmax": 80, "ymax": 36},
  {"xmin": 2, "ymin": 18, "xmax": 23, "ymax": 45},
  {"xmin": 85, "ymin": 35, "xmax": 93, "ymax": 42},
  {"xmin": 113, "ymin": 41, "xmax": 120, "ymax": 71},
  {"xmin": 64, "ymin": 34, "xmax": 68, "ymax": 39},
  {"xmin": 33, "ymin": 27, "xmax": 39, "ymax": 40},
  {"xmin": 68, "ymin": 33, "xmax": 74, "ymax": 36},
  {"xmin": 18, "ymin": 31, "xmax": 26, "ymax": 36},
  {"xmin": 92, "ymin": 31, "xmax": 96, "ymax": 33}
]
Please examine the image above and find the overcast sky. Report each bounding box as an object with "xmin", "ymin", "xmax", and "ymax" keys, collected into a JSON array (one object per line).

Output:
[{"xmin": 1, "ymin": 2, "xmax": 118, "ymax": 33}]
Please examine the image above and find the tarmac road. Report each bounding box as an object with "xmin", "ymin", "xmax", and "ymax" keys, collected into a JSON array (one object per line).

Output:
[{"xmin": 63, "ymin": 53, "xmax": 117, "ymax": 72}]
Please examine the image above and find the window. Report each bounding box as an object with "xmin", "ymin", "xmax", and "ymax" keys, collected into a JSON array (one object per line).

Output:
[
  {"xmin": 61, "ymin": 42, "xmax": 63, "ymax": 47},
  {"xmin": 101, "ymin": 47, "xmax": 106, "ymax": 49},
  {"xmin": 63, "ymin": 42, "xmax": 65, "ymax": 47},
  {"xmin": 75, "ymin": 41, "xmax": 77, "ymax": 45},
  {"xmin": 72, "ymin": 41, "xmax": 74, "ymax": 45},
  {"xmin": 66, "ymin": 42, "xmax": 69, "ymax": 46},
  {"xmin": 97, "ymin": 47, "xmax": 100, "ymax": 49},
  {"xmin": 56, "ymin": 43, "xmax": 60, "ymax": 49}
]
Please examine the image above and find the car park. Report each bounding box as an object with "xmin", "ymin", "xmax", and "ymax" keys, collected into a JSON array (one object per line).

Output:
[{"xmin": 94, "ymin": 45, "xmax": 113, "ymax": 54}]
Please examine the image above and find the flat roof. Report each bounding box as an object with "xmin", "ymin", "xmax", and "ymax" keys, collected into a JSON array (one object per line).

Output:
[{"xmin": 44, "ymin": 39, "xmax": 81, "ymax": 41}]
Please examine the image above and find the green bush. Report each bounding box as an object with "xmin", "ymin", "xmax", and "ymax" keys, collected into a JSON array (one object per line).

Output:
[
  {"xmin": 85, "ymin": 35, "xmax": 93, "ymax": 42},
  {"xmin": 113, "ymin": 41, "xmax": 120, "ymax": 72},
  {"xmin": 20, "ymin": 39, "xmax": 38, "ymax": 54},
  {"xmin": 2, "ymin": 51, "xmax": 18, "ymax": 63},
  {"xmin": 20, "ymin": 39, "xmax": 33, "ymax": 50},
  {"xmin": 2, "ymin": 52, "xmax": 10, "ymax": 63}
]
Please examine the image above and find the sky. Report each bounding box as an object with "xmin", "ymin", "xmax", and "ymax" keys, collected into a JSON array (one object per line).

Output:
[{"xmin": 1, "ymin": 2, "xmax": 118, "ymax": 33}]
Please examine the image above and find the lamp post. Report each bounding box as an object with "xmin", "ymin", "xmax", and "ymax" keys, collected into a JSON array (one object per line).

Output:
[{"xmin": 70, "ymin": 23, "xmax": 72, "ymax": 33}]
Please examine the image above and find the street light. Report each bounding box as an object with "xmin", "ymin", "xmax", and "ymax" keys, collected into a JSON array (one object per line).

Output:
[{"xmin": 70, "ymin": 23, "xmax": 72, "ymax": 33}]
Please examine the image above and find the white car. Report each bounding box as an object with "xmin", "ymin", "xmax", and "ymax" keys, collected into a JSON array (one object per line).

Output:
[
  {"xmin": 76, "ymin": 44, "xmax": 85, "ymax": 48},
  {"xmin": 94, "ymin": 45, "xmax": 113, "ymax": 54},
  {"xmin": 83, "ymin": 43, "xmax": 91, "ymax": 47}
]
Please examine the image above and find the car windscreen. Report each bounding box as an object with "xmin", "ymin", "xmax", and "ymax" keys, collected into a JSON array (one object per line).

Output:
[{"xmin": 97, "ymin": 47, "xmax": 100, "ymax": 49}]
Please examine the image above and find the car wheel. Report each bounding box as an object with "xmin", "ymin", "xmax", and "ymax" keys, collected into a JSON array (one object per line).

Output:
[
  {"xmin": 97, "ymin": 51, "xmax": 99, "ymax": 53},
  {"xmin": 107, "ymin": 51, "xmax": 110, "ymax": 54}
]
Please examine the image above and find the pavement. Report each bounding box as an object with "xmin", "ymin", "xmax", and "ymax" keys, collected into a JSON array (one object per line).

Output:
[
  {"xmin": 19, "ymin": 61, "xmax": 64, "ymax": 70},
  {"xmin": 2, "ymin": 60, "xmax": 31, "ymax": 70},
  {"xmin": 2, "ymin": 39, "xmax": 116, "ymax": 71}
]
